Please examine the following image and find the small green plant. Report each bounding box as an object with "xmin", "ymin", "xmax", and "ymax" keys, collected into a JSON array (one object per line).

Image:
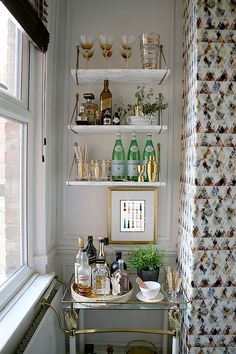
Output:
[
  {"xmin": 114, "ymin": 101, "xmax": 132, "ymax": 121},
  {"xmin": 127, "ymin": 244, "xmax": 166, "ymax": 271},
  {"xmin": 135, "ymin": 86, "xmax": 168, "ymax": 116}
]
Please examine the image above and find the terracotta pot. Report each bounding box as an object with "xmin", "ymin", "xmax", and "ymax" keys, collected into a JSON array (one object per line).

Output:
[{"xmin": 137, "ymin": 268, "xmax": 160, "ymax": 282}]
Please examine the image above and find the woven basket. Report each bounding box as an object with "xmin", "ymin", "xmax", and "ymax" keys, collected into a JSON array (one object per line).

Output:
[{"xmin": 125, "ymin": 340, "xmax": 158, "ymax": 354}]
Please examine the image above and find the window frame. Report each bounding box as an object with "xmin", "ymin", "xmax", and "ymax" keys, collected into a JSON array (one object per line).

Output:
[{"xmin": 0, "ymin": 39, "xmax": 37, "ymax": 310}]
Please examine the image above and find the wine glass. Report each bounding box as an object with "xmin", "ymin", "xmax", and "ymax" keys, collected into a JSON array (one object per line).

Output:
[
  {"xmin": 99, "ymin": 35, "xmax": 114, "ymax": 66},
  {"xmin": 79, "ymin": 35, "xmax": 94, "ymax": 67},
  {"xmin": 120, "ymin": 35, "xmax": 135, "ymax": 68}
]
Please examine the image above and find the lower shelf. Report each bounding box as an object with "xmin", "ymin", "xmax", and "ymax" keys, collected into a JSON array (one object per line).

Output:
[{"xmin": 66, "ymin": 181, "xmax": 166, "ymax": 187}]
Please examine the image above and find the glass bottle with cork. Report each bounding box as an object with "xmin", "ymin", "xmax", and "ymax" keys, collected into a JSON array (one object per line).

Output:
[
  {"xmin": 74, "ymin": 236, "xmax": 85, "ymax": 284},
  {"xmin": 100, "ymin": 80, "xmax": 112, "ymax": 125}
]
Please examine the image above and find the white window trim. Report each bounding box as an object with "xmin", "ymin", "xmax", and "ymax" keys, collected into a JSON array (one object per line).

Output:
[{"xmin": 0, "ymin": 42, "xmax": 39, "ymax": 310}]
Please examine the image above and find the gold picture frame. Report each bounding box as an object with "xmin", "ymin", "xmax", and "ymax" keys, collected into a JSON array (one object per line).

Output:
[{"xmin": 107, "ymin": 187, "xmax": 158, "ymax": 244}]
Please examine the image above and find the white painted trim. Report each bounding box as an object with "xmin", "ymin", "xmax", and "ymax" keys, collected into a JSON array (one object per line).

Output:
[{"xmin": 0, "ymin": 273, "xmax": 55, "ymax": 354}]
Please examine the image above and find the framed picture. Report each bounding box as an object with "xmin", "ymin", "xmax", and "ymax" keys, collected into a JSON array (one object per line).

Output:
[{"xmin": 107, "ymin": 187, "xmax": 158, "ymax": 244}]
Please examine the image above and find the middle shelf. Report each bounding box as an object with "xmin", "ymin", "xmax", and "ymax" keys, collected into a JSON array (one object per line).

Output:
[
  {"xmin": 66, "ymin": 181, "xmax": 166, "ymax": 187},
  {"xmin": 68, "ymin": 124, "xmax": 168, "ymax": 134}
]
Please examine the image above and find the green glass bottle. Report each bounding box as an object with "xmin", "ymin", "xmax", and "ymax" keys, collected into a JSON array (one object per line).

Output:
[
  {"xmin": 127, "ymin": 133, "xmax": 140, "ymax": 181},
  {"xmin": 142, "ymin": 133, "xmax": 156, "ymax": 181},
  {"xmin": 112, "ymin": 132, "xmax": 125, "ymax": 180}
]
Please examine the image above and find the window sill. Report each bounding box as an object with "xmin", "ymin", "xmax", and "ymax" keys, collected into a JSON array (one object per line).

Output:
[{"xmin": 0, "ymin": 272, "xmax": 55, "ymax": 354}]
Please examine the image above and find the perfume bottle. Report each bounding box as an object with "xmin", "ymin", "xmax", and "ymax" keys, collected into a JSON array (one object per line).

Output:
[{"xmin": 82, "ymin": 93, "xmax": 98, "ymax": 125}]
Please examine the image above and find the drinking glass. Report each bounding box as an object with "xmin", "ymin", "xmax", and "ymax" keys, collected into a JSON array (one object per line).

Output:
[
  {"xmin": 99, "ymin": 35, "xmax": 114, "ymax": 66},
  {"xmin": 79, "ymin": 35, "xmax": 94, "ymax": 67},
  {"xmin": 120, "ymin": 35, "xmax": 135, "ymax": 68}
]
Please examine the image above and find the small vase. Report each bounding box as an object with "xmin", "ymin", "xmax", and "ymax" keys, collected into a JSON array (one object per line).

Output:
[{"xmin": 137, "ymin": 268, "xmax": 160, "ymax": 282}]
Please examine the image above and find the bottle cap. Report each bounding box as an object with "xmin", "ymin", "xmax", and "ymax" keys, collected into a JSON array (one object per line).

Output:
[
  {"xmin": 99, "ymin": 237, "xmax": 104, "ymax": 243},
  {"xmin": 84, "ymin": 93, "xmax": 95, "ymax": 100}
]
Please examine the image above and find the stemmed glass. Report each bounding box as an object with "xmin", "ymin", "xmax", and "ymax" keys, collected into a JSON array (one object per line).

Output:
[
  {"xmin": 120, "ymin": 35, "xmax": 135, "ymax": 68},
  {"xmin": 99, "ymin": 35, "xmax": 114, "ymax": 66},
  {"xmin": 79, "ymin": 35, "xmax": 94, "ymax": 67}
]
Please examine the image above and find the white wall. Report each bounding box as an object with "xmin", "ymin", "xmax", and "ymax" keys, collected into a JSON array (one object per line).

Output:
[
  {"xmin": 53, "ymin": 0, "xmax": 183, "ymax": 351},
  {"xmin": 55, "ymin": 0, "xmax": 183, "ymax": 280}
]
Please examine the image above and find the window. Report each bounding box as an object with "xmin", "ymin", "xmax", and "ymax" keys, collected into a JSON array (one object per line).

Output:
[
  {"xmin": 0, "ymin": 4, "xmax": 34, "ymax": 310},
  {"xmin": 0, "ymin": 117, "xmax": 27, "ymax": 288},
  {"xmin": 0, "ymin": 3, "xmax": 30, "ymax": 101}
]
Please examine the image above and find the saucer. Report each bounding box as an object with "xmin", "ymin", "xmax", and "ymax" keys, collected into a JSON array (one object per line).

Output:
[{"xmin": 136, "ymin": 291, "xmax": 164, "ymax": 303}]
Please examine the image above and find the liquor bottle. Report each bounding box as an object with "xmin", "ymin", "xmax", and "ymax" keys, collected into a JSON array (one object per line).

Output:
[
  {"xmin": 91, "ymin": 238, "xmax": 110, "ymax": 295},
  {"xmin": 100, "ymin": 80, "xmax": 112, "ymax": 124},
  {"xmin": 85, "ymin": 235, "xmax": 97, "ymax": 266},
  {"xmin": 74, "ymin": 236, "xmax": 85, "ymax": 283},
  {"xmin": 127, "ymin": 132, "xmax": 140, "ymax": 181},
  {"xmin": 111, "ymin": 132, "xmax": 126, "ymax": 180},
  {"xmin": 110, "ymin": 251, "xmax": 127, "ymax": 275},
  {"xmin": 114, "ymin": 259, "xmax": 129, "ymax": 295},
  {"xmin": 82, "ymin": 93, "xmax": 98, "ymax": 125},
  {"xmin": 76, "ymin": 249, "xmax": 91, "ymax": 295},
  {"xmin": 103, "ymin": 109, "xmax": 112, "ymax": 125},
  {"xmin": 112, "ymin": 111, "xmax": 120, "ymax": 125},
  {"xmin": 75, "ymin": 105, "xmax": 89, "ymax": 125},
  {"xmin": 142, "ymin": 133, "xmax": 156, "ymax": 181}
]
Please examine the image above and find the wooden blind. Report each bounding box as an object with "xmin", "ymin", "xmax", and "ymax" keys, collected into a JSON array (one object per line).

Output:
[{"xmin": 1, "ymin": 0, "xmax": 49, "ymax": 53}]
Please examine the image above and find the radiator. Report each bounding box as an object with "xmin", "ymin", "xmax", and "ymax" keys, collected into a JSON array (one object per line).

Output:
[{"xmin": 16, "ymin": 281, "xmax": 65, "ymax": 354}]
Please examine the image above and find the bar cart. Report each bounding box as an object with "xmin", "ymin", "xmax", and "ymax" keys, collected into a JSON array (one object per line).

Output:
[{"xmin": 60, "ymin": 278, "xmax": 185, "ymax": 354}]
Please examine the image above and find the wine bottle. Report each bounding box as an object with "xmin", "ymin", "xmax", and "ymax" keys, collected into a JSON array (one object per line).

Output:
[
  {"xmin": 100, "ymin": 80, "xmax": 112, "ymax": 124},
  {"xmin": 111, "ymin": 132, "xmax": 125, "ymax": 180},
  {"xmin": 74, "ymin": 236, "xmax": 85, "ymax": 283},
  {"xmin": 85, "ymin": 235, "xmax": 97, "ymax": 266},
  {"xmin": 127, "ymin": 132, "xmax": 140, "ymax": 181},
  {"xmin": 110, "ymin": 251, "xmax": 127, "ymax": 274},
  {"xmin": 142, "ymin": 133, "xmax": 156, "ymax": 181}
]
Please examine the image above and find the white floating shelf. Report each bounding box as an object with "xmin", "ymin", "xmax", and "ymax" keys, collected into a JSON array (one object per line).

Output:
[
  {"xmin": 68, "ymin": 124, "xmax": 167, "ymax": 134},
  {"xmin": 66, "ymin": 181, "xmax": 166, "ymax": 187},
  {"xmin": 71, "ymin": 69, "xmax": 170, "ymax": 85}
]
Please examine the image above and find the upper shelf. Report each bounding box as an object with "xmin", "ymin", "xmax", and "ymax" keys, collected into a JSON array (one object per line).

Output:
[
  {"xmin": 71, "ymin": 69, "xmax": 170, "ymax": 85},
  {"xmin": 68, "ymin": 124, "xmax": 168, "ymax": 134}
]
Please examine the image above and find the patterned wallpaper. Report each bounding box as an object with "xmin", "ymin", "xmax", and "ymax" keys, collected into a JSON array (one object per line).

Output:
[{"xmin": 179, "ymin": 0, "xmax": 235, "ymax": 353}]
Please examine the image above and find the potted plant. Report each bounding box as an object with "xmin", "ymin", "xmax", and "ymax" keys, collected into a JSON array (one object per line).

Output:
[
  {"xmin": 134, "ymin": 86, "xmax": 168, "ymax": 124},
  {"xmin": 127, "ymin": 244, "xmax": 166, "ymax": 281}
]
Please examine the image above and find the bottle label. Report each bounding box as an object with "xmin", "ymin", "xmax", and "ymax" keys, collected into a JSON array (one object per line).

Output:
[
  {"xmin": 113, "ymin": 116, "xmax": 120, "ymax": 124},
  {"xmin": 112, "ymin": 160, "xmax": 125, "ymax": 177},
  {"xmin": 114, "ymin": 145, "xmax": 123, "ymax": 153},
  {"xmin": 130, "ymin": 145, "xmax": 139, "ymax": 153},
  {"xmin": 145, "ymin": 145, "xmax": 154, "ymax": 153},
  {"xmin": 103, "ymin": 117, "xmax": 111, "ymax": 125},
  {"xmin": 127, "ymin": 160, "xmax": 139, "ymax": 177},
  {"xmin": 78, "ymin": 274, "xmax": 90, "ymax": 286},
  {"xmin": 101, "ymin": 98, "xmax": 112, "ymax": 111}
]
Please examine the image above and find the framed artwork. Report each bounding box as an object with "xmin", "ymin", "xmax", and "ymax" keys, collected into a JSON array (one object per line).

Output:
[{"xmin": 107, "ymin": 187, "xmax": 158, "ymax": 244}]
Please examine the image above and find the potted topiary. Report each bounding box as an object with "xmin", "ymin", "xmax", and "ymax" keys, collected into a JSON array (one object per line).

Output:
[{"xmin": 127, "ymin": 244, "xmax": 166, "ymax": 281}]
